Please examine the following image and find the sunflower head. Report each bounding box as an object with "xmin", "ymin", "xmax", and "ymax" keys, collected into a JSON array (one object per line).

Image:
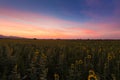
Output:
[
  {"xmin": 88, "ymin": 70, "xmax": 97, "ymax": 80},
  {"xmin": 54, "ymin": 73, "xmax": 59, "ymax": 79},
  {"xmin": 78, "ymin": 60, "xmax": 83, "ymax": 64},
  {"xmin": 35, "ymin": 49, "xmax": 39, "ymax": 56},
  {"xmin": 88, "ymin": 75, "xmax": 97, "ymax": 80},
  {"xmin": 107, "ymin": 54, "xmax": 112, "ymax": 60},
  {"xmin": 41, "ymin": 53, "xmax": 47, "ymax": 59},
  {"xmin": 87, "ymin": 55, "xmax": 92, "ymax": 59},
  {"xmin": 71, "ymin": 64, "xmax": 75, "ymax": 69},
  {"xmin": 89, "ymin": 70, "xmax": 95, "ymax": 75}
]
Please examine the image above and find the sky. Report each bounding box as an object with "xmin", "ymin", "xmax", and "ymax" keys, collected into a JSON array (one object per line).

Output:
[{"xmin": 0, "ymin": 0, "xmax": 120, "ymax": 39}]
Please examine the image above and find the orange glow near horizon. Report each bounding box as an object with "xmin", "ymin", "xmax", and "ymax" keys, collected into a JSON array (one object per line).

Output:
[{"xmin": 0, "ymin": 8, "xmax": 120, "ymax": 39}]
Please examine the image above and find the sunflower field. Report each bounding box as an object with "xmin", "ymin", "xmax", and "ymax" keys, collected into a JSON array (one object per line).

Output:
[{"xmin": 0, "ymin": 39, "xmax": 120, "ymax": 80}]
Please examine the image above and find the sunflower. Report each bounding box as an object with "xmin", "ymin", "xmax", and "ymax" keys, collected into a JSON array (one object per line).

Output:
[
  {"xmin": 88, "ymin": 70, "xmax": 98, "ymax": 80},
  {"xmin": 35, "ymin": 50, "xmax": 39, "ymax": 56},
  {"xmin": 41, "ymin": 53, "xmax": 47, "ymax": 59},
  {"xmin": 89, "ymin": 70, "xmax": 95, "ymax": 75},
  {"xmin": 54, "ymin": 73, "xmax": 59, "ymax": 80},
  {"xmin": 107, "ymin": 54, "xmax": 112, "ymax": 61},
  {"xmin": 78, "ymin": 60, "xmax": 83, "ymax": 64},
  {"xmin": 87, "ymin": 55, "xmax": 92, "ymax": 59},
  {"xmin": 88, "ymin": 75, "xmax": 97, "ymax": 80}
]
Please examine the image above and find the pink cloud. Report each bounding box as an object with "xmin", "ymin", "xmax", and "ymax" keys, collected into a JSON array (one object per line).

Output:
[
  {"xmin": 0, "ymin": 18, "xmax": 101, "ymax": 39},
  {"xmin": 83, "ymin": 29, "xmax": 96, "ymax": 34},
  {"xmin": 0, "ymin": 7, "xmax": 119, "ymax": 39},
  {"xmin": 0, "ymin": 7, "xmax": 78, "ymax": 26}
]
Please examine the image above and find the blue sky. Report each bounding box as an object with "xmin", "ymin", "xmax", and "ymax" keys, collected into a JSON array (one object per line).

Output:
[{"xmin": 0, "ymin": 0, "xmax": 120, "ymax": 39}]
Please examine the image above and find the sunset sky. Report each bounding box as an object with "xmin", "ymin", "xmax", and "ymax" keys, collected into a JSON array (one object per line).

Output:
[{"xmin": 0, "ymin": 0, "xmax": 120, "ymax": 39}]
